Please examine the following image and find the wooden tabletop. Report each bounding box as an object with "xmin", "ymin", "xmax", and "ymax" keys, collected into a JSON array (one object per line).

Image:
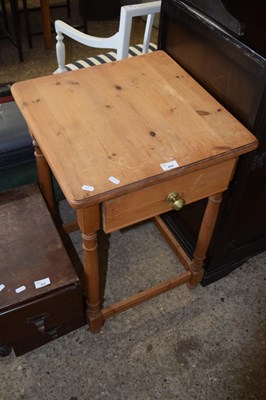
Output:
[{"xmin": 12, "ymin": 51, "xmax": 257, "ymax": 207}]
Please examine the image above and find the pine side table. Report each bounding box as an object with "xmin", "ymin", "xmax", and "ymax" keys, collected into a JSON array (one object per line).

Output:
[{"xmin": 12, "ymin": 51, "xmax": 258, "ymax": 332}]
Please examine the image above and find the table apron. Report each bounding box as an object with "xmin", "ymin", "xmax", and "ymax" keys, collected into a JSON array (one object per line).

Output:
[{"xmin": 102, "ymin": 158, "xmax": 236, "ymax": 233}]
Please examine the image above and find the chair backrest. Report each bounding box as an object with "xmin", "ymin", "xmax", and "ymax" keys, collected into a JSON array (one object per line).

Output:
[{"xmin": 54, "ymin": 1, "xmax": 161, "ymax": 73}]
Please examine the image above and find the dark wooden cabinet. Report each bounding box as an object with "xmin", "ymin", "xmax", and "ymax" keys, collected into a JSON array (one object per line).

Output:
[
  {"xmin": 78, "ymin": 0, "xmax": 120, "ymax": 21},
  {"xmin": 158, "ymin": 0, "xmax": 266, "ymax": 284}
]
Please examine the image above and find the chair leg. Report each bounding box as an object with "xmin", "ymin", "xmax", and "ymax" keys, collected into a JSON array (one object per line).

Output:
[
  {"xmin": 22, "ymin": 0, "xmax": 33, "ymax": 48},
  {"xmin": 0, "ymin": 0, "xmax": 9, "ymax": 31},
  {"xmin": 19, "ymin": 0, "xmax": 71, "ymax": 44},
  {"xmin": 9, "ymin": 0, "xmax": 24, "ymax": 61}
]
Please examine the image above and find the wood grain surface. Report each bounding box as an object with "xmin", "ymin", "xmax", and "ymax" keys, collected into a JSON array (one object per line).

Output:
[{"xmin": 12, "ymin": 51, "xmax": 257, "ymax": 207}]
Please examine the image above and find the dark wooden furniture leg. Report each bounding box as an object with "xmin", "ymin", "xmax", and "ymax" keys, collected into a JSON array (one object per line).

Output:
[
  {"xmin": 9, "ymin": 0, "xmax": 24, "ymax": 61},
  {"xmin": 40, "ymin": 0, "xmax": 52, "ymax": 49},
  {"xmin": 22, "ymin": 0, "xmax": 33, "ymax": 48}
]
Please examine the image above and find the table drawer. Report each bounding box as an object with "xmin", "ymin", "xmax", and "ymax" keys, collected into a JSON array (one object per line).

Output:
[{"xmin": 103, "ymin": 158, "xmax": 236, "ymax": 233}]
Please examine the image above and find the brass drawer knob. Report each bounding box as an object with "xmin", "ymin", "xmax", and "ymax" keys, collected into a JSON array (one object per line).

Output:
[{"xmin": 167, "ymin": 192, "xmax": 185, "ymax": 211}]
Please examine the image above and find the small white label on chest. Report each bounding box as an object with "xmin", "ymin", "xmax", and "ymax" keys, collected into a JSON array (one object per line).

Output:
[
  {"xmin": 160, "ymin": 160, "xmax": 180, "ymax": 171},
  {"xmin": 15, "ymin": 285, "xmax": 26, "ymax": 293},
  {"xmin": 34, "ymin": 277, "xmax": 51, "ymax": 289}
]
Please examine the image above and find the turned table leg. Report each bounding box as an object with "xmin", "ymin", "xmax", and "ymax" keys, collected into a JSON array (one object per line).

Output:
[
  {"xmin": 77, "ymin": 206, "xmax": 104, "ymax": 332},
  {"xmin": 33, "ymin": 138, "xmax": 56, "ymax": 216},
  {"xmin": 188, "ymin": 192, "xmax": 223, "ymax": 288}
]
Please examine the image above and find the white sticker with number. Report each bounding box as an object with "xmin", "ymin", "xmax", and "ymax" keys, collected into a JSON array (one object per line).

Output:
[
  {"xmin": 160, "ymin": 160, "xmax": 180, "ymax": 171},
  {"xmin": 108, "ymin": 176, "xmax": 120, "ymax": 185},
  {"xmin": 82, "ymin": 185, "xmax": 95, "ymax": 192},
  {"xmin": 34, "ymin": 278, "xmax": 51, "ymax": 289}
]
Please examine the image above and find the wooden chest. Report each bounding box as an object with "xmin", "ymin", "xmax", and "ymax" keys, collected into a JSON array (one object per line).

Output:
[{"xmin": 0, "ymin": 185, "xmax": 85, "ymax": 356}]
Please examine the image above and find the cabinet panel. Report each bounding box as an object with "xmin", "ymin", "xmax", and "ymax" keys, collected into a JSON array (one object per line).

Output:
[{"xmin": 158, "ymin": 0, "xmax": 266, "ymax": 284}]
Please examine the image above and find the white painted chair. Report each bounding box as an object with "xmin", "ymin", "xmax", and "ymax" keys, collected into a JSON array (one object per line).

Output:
[{"xmin": 54, "ymin": 1, "xmax": 161, "ymax": 74}]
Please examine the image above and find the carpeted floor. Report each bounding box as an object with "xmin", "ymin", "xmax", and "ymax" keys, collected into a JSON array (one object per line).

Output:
[{"xmin": 0, "ymin": 2, "xmax": 265, "ymax": 400}]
